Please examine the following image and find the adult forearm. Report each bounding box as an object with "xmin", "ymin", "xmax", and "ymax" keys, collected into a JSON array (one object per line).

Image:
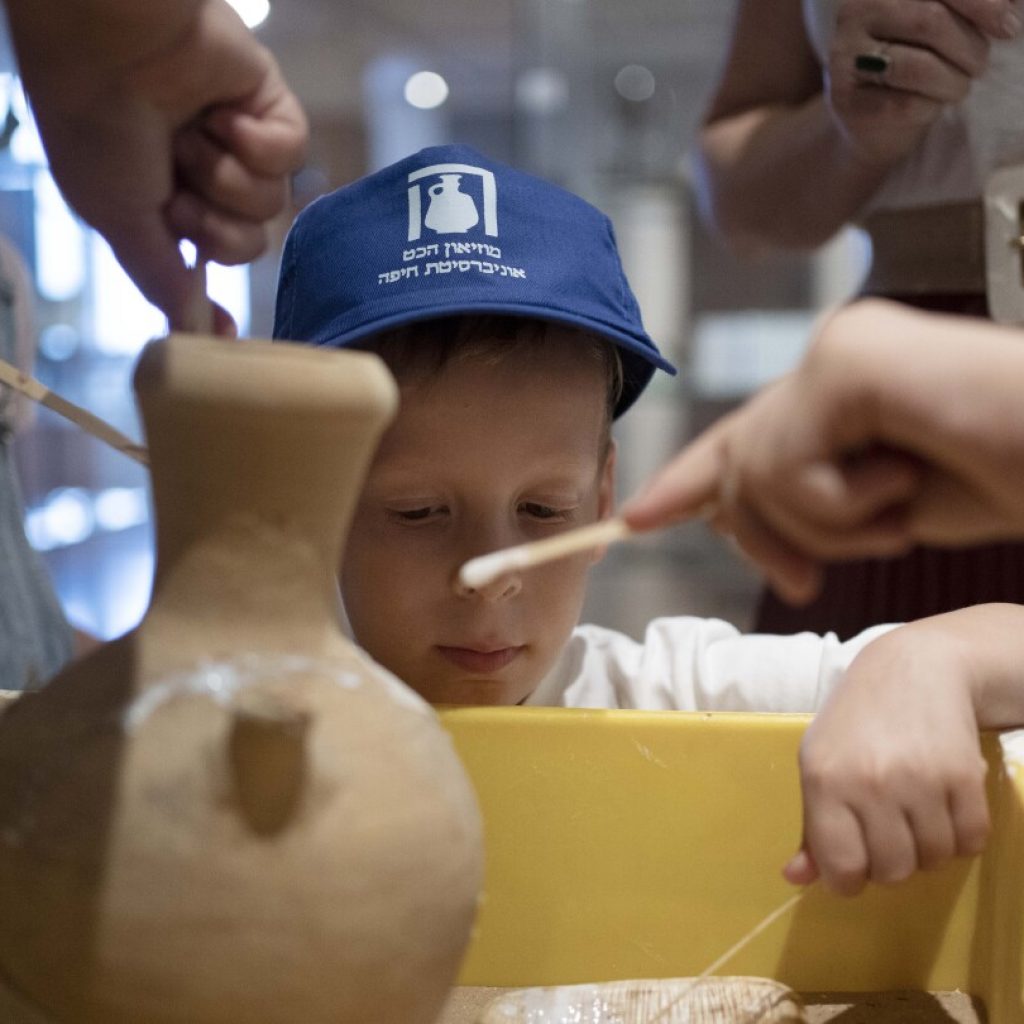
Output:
[
  {"xmin": 5, "ymin": 0, "xmax": 202, "ymax": 53},
  {"xmin": 695, "ymin": 96, "xmax": 893, "ymax": 252},
  {"xmin": 6, "ymin": 0, "xmax": 204, "ymax": 106}
]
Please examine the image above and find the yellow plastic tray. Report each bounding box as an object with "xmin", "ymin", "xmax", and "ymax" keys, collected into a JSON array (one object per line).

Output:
[{"xmin": 440, "ymin": 708, "xmax": 1023, "ymax": 1022}]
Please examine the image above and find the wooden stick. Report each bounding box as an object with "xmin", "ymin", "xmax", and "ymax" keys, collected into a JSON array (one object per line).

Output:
[
  {"xmin": 459, "ymin": 517, "xmax": 633, "ymax": 590},
  {"xmin": 695, "ymin": 889, "xmax": 806, "ymax": 981},
  {"xmin": 478, "ymin": 887, "xmax": 811, "ymax": 1023},
  {"xmin": 0, "ymin": 262, "xmax": 213, "ymax": 463},
  {"xmin": 646, "ymin": 888, "xmax": 809, "ymax": 1024},
  {"xmin": 0, "ymin": 358, "xmax": 148, "ymax": 466},
  {"xmin": 180, "ymin": 259, "xmax": 214, "ymax": 336}
]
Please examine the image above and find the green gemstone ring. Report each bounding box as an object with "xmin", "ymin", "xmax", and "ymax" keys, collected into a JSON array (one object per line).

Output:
[{"xmin": 854, "ymin": 52, "xmax": 891, "ymax": 76}]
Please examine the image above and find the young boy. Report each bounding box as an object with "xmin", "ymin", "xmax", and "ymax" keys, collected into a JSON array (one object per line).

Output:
[
  {"xmin": 274, "ymin": 142, "xmax": 892, "ymax": 708},
  {"xmin": 274, "ymin": 144, "xmax": 1000, "ymax": 894}
]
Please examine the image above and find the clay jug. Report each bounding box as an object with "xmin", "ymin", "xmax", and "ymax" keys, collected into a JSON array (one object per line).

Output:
[
  {"xmin": 0, "ymin": 335, "xmax": 484, "ymax": 1023},
  {"xmin": 424, "ymin": 174, "xmax": 479, "ymax": 234}
]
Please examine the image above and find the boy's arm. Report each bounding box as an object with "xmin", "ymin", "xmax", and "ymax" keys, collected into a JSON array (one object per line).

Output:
[
  {"xmin": 786, "ymin": 604, "xmax": 1024, "ymax": 896},
  {"xmin": 576, "ymin": 617, "xmax": 891, "ymax": 713},
  {"xmin": 557, "ymin": 618, "xmax": 876, "ymax": 711},
  {"xmin": 4, "ymin": 0, "xmax": 307, "ymax": 330}
]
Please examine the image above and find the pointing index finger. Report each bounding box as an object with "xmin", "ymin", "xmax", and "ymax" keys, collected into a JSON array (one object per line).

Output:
[{"xmin": 621, "ymin": 428, "xmax": 724, "ymax": 533}]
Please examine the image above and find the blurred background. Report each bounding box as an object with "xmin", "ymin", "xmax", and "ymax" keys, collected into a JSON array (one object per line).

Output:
[{"xmin": 0, "ymin": 0, "xmax": 872, "ymax": 642}]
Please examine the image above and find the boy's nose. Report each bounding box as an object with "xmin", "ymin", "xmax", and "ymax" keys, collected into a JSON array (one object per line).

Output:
[{"xmin": 453, "ymin": 566, "xmax": 522, "ymax": 602}]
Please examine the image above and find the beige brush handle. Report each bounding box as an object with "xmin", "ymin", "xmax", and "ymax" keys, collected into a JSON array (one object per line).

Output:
[
  {"xmin": 0, "ymin": 263, "xmax": 212, "ymax": 464},
  {"xmin": 0, "ymin": 358, "xmax": 148, "ymax": 465},
  {"xmin": 177, "ymin": 259, "xmax": 214, "ymax": 336}
]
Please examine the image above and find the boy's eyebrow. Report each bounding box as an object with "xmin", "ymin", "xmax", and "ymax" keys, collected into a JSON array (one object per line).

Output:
[
  {"xmin": 367, "ymin": 468, "xmax": 591, "ymax": 488},
  {"xmin": 363, "ymin": 462, "xmax": 597, "ymax": 495}
]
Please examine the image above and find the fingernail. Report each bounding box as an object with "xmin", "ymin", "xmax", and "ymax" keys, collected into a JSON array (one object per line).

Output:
[
  {"xmin": 1002, "ymin": 10, "xmax": 1021, "ymax": 37},
  {"xmin": 782, "ymin": 856, "xmax": 801, "ymax": 881},
  {"xmin": 782, "ymin": 849, "xmax": 818, "ymax": 885}
]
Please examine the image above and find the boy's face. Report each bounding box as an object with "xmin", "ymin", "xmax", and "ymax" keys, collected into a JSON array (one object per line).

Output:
[{"xmin": 342, "ymin": 336, "xmax": 615, "ymax": 705}]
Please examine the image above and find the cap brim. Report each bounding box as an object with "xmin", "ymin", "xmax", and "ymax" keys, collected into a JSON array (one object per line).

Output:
[{"xmin": 304, "ymin": 301, "xmax": 677, "ymax": 417}]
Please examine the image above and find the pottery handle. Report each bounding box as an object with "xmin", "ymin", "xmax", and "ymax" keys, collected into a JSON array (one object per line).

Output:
[{"xmin": 229, "ymin": 692, "xmax": 310, "ymax": 836}]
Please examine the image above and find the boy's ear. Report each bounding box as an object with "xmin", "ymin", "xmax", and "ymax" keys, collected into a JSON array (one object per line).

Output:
[{"xmin": 591, "ymin": 439, "xmax": 617, "ymax": 565}]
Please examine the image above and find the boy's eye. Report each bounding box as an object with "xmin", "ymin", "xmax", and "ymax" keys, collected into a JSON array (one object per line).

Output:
[
  {"xmin": 520, "ymin": 502, "xmax": 573, "ymax": 521},
  {"xmin": 389, "ymin": 506, "xmax": 447, "ymax": 522}
]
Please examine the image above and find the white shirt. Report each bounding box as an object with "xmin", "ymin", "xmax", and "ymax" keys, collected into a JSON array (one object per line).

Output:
[
  {"xmin": 526, "ymin": 617, "xmax": 896, "ymax": 711},
  {"xmin": 802, "ymin": 0, "xmax": 1024, "ymax": 210}
]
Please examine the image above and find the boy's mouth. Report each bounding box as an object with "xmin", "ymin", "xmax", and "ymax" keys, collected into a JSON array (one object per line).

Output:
[{"xmin": 435, "ymin": 645, "xmax": 525, "ymax": 673}]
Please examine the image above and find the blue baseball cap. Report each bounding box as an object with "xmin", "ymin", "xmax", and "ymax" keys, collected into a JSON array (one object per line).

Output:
[{"xmin": 273, "ymin": 144, "xmax": 676, "ymax": 416}]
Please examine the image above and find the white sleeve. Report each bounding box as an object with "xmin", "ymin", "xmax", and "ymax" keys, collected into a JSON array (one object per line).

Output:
[{"xmin": 558, "ymin": 618, "xmax": 899, "ymax": 712}]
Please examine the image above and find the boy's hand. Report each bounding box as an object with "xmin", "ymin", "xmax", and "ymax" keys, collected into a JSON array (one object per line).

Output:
[{"xmin": 784, "ymin": 618, "xmax": 990, "ymax": 896}]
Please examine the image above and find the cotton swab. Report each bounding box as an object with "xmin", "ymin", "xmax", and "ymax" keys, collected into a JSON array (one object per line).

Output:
[
  {"xmin": 459, "ymin": 517, "xmax": 633, "ymax": 591},
  {"xmin": 458, "ymin": 498, "xmax": 724, "ymax": 592}
]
